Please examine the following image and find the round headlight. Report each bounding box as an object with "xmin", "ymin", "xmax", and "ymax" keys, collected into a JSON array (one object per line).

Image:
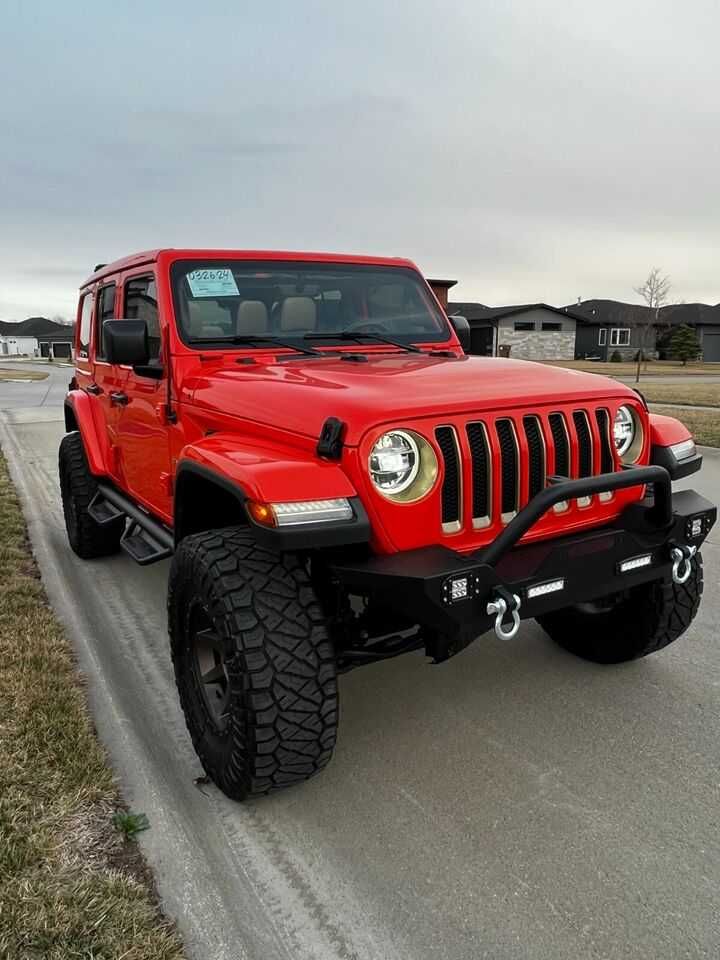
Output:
[
  {"xmin": 368, "ymin": 430, "xmax": 438, "ymax": 502},
  {"xmin": 613, "ymin": 406, "xmax": 635, "ymax": 457},
  {"xmin": 613, "ymin": 405, "xmax": 644, "ymax": 462}
]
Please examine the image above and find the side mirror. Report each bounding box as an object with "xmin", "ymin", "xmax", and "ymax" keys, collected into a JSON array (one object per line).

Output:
[
  {"xmin": 448, "ymin": 314, "xmax": 471, "ymax": 353},
  {"xmin": 104, "ymin": 319, "xmax": 149, "ymax": 367}
]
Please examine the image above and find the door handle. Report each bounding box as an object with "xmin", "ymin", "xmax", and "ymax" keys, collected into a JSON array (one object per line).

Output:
[
  {"xmin": 86, "ymin": 383, "xmax": 103, "ymax": 395},
  {"xmin": 110, "ymin": 392, "xmax": 129, "ymax": 406}
]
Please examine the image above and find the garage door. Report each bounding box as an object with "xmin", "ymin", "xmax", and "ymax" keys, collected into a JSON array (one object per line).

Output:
[{"xmin": 703, "ymin": 331, "xmax": 720, "ymax": 362}]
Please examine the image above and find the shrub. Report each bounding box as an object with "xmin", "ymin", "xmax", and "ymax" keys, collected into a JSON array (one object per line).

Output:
[
  {"xmin": 610, "ymin": 350, "xmax": 623, "ymax": 363},
  {"xmin": 670, "ymin": 324, "xmax": 702, "ymax": 365}
]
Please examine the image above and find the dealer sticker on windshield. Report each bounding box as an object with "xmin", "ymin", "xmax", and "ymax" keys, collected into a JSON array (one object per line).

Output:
[{"xmin": 186, "ymin": 268, "xmax": 240, "ymax": 298}]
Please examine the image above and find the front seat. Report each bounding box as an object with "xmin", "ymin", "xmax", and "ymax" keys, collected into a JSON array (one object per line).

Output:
[
  {"xmin": 279, "ymin": 296, "xmax": 317, "ymax": 333},
  {"xmin": 236, "ymin": 300, "xmax": 269, "ymax": 335}
]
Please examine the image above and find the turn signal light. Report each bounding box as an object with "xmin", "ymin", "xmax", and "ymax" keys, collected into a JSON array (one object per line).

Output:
[
  {"xmin": 247, "ymin": 500, "xmax": 276, "ymax": 527},
  {"xmin": 246, "ymin": 498, "xmax": 353, "ymax": 528}
]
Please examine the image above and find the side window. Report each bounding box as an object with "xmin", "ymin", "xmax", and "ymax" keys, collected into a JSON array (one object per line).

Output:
[
  {"xmin": 95, "ymin": 284, "xmax": 116, "ymax": 360},
  {"xmin": 599, "ymin": 328, "xmax": 607, "ymax": 346},
  {"xmin": 77, "ymin": 292, "xmax": 93, "ymax": 358},
  {"xmin": 124, "ymin": 276, "xmax": 161, "ymax": 360}
]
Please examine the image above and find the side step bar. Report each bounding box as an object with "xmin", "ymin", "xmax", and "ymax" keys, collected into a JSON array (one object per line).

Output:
[{"xmin": 89, "ymin": 484, "xmax": 174, "ymax": 566}]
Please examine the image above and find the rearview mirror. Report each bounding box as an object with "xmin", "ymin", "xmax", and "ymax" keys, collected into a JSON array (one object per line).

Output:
[
  {"xmin": 448, "ymin": 314, "xmax": 471, "ymax": 353},
  {"xmin": 104, "ymin": 319, "xmax": 149, "ymax": 367}
]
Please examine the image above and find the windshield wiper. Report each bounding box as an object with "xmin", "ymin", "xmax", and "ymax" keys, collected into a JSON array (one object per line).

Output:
[
  {"xmin": 304, "ymin": 332, "xmax": 424, "ymax": 354},
  {"xmin": 187, "ymin": 335, "xmax": 323, "ymax": 357}
]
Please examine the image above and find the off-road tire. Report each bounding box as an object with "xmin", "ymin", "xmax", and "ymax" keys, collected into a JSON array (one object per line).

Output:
[
  {"xmin": 168, "ymin": 527, "xmax": 338, "ymax": 800},
  {"xmin": 58, "ymin": 431, "xmax": 125, "ymax": 559},
  {"xmin": 537, "ymin": 554, "xmax": 703, "ymax": 664}
]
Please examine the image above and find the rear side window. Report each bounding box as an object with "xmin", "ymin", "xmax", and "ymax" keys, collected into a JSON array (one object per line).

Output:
[
  {"xmin": 124, "ymin": 276, "xmax": 160, "ymax": 359},
  {"xmin": 95, "ymin": 284, "xmax": 116, "ymax": 359},
  {"xmin": 77, "ymin": 292, "xmax": 93, "ymax": 357}
]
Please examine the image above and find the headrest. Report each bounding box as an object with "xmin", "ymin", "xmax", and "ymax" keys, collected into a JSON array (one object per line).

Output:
[
  {"xmin": 237, "ymin": 300, "xmax": 268, "ymax": 335},
  {"xmin": 279, "ymin": 296, "xmax": 317, "ymax": 332}
]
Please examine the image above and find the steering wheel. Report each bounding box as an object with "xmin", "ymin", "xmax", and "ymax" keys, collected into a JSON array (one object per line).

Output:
[{"xmin": 342, "ymin": 321, "xmax": 388, "ymax": 335}]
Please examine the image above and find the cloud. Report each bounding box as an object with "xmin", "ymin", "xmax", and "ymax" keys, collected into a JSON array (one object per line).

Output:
[{"xmin": 0, "ymin": 0, "xmax": 718, "ymax": 318}]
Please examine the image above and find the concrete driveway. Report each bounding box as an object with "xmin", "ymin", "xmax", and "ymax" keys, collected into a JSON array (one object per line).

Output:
[{"xmin": 1, "ymin": 364, "xmax": 719, "ymax": 960}]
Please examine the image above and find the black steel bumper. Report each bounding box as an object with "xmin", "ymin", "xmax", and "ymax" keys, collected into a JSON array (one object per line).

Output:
[{"xmin": 332, "ymin": 466, "xmax": 716, "ymax": 660}]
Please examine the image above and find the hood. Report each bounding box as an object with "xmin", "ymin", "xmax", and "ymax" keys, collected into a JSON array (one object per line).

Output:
[{"xmin": 187, "ymin": 354, "xmax": 638, "ymax": 446}]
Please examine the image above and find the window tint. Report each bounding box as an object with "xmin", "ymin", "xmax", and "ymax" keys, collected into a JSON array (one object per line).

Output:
[
  {"xmin": 125, "ymin": 276, "xmax": 160, "ymax": 359},
  {"xmin": 541, "ymin": 321, "xmax": 561, "ymax": 331},
  {"xmin": 78, "ymin": 293, "xmax": 93, "ymax": 357},
  {"xmin": 95, "ymin": 284, "xmax": 115, "ymax": 359},
  {"xmin": 514, "ymin": 320, "xmax": 535, "ymax": 331}
]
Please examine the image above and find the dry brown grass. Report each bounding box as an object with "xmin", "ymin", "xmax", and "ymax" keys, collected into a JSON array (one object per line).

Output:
[
  {"xmin": 640, "ymin": 383, "xmax": 720, "ymax": 407},
  {"xmin": 0, "ymin": 450, "xmax": 185, "ymax": 960},
  {"xmin": 0, "ymin": 368, "xmax": 48, "ymax": 381},
  {"xmin": 541, "ymin": 359, "xmax": 720, "ymax": 377},
  {"xmin": 649, "ymin": 405, "xmax": 720, "ymax": 447}
]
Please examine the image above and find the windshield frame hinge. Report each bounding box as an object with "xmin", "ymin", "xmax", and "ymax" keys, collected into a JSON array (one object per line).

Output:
[{"xmin": 317, "ymin": 417, "xmax": 346, "ymax": 460}]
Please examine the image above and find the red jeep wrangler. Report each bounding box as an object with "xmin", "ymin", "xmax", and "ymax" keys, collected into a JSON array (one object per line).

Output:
[{"xmin": 60, "ymin": 249, "xmax": 716, "ymax": 800}]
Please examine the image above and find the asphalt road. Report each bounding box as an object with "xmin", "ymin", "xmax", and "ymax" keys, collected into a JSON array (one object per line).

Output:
[{"xmin": 1, "ymin": 364, "xmax": 719, "ymax": 960}]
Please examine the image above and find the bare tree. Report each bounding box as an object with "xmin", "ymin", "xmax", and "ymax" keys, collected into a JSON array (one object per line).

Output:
[
  {"xmin": 633, "ymin": 268, "xmax": 671, "ymax": 383},
  {"xmin": 51, "ymin": 314, "xmax": 70, "ymax": 326}
]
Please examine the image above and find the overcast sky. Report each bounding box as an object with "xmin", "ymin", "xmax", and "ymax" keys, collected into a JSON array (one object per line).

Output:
[{"xmin": 1, "ymin": 0, "xmax": 718, "ymax": 321}]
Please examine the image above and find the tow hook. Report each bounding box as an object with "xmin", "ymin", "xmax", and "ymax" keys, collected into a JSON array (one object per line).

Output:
[
  {"xmin": 670, "ymin": 544, "xmax": 697, "ymax": 585},
  {"xmin": 486, "ymin": 588, "xmax": 522, "ymax": 640}
]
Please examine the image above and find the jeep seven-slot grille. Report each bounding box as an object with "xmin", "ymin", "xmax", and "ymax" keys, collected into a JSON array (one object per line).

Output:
[
  {"xmin": 435, "ymin": 406, "xmax": 621, "ymax": 534},
  {"xmin": 466, "ymin": 423, "xmax": 490, "ymax": 522},
  {"xmin": 596, "ymin": 409, "xmax": 615, "ymax": 473},
  {"xmin": 523, "ymin": 415, "xmax": 545, "ymax": 499},
  {"xmin": 549, "ymin": 413, "xmax": 570, "ymax": 477},
  {"xmin": 573, "ymin": 411, "xmax": 593, "ymax": 478},
  {"xmin": 435, "ymin": 427, "xmax": 461, "ymax": 527},
  {"xmin": 496, "ymin": 419, "xmax": 518, "ymax": 517}
]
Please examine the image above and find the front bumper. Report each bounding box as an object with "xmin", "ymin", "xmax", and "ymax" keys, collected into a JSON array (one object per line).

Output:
[{"xmin": 332, "ymin": 466, "xmax": 716, "ymax": 660}]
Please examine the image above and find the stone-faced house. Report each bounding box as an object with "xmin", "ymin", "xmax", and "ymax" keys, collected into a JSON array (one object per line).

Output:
[{"xmin": 448, "ymin": 302, "xmax": 586, "ymax": 360}]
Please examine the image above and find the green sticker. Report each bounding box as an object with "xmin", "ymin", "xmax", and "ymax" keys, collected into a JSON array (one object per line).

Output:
[{"xmin": 187, "ymin": 269, "xmax": 239, "ymax": 298}]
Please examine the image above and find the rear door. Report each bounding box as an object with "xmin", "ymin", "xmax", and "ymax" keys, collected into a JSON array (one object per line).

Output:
[{"xmin": 113, "ymin": 271, "xmax": 173, "ymax": 519}]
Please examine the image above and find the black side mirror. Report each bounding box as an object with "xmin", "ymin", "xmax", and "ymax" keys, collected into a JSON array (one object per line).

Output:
[
  {"xmin": 104, "ymin": 319, "xmax": 149, "ymax": 367},
  {"xmin": 448, "ymin": 314, "xmax": 471, "ymax": 353}
]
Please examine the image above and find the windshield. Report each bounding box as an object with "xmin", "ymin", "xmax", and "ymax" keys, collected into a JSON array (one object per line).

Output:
[{"xmin": 170, "ymin": 260, "xmax": 450, "ymax": 348}]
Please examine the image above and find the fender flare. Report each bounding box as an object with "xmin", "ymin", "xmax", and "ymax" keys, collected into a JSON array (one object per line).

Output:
[
  {"xmin": 64, "ymin": 390, "xmax": 111, "ymax": 476},
  {"xmin": 175, "ymin": 434, "xmax": 369, "ymax": 549},
  {"xmin": 649, "ymin": 411, "xmax": 693, "ymax": 447},
  {"xmin": 649, "ymin": 412, "xmax": 702, "ymax": 479}
]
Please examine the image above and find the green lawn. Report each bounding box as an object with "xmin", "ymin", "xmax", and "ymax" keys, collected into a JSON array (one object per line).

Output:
[{"xmin": 0, "ymin": 450, "xmax": 185, "ymax": 960}]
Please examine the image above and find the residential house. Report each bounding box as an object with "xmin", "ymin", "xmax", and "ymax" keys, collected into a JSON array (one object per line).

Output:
[
  {"xmin": 0, "ymin": 334, "xmax": 38, "ymax": 356},
  {"xmin": 427, "ymin": 278, "xmax": 458, "ymax": 310},
  {"xmin": 448, "ymin": 302, "xmax": 587, "ymax": 360},
  {"xmin": 0, "ymin": 317, "xmax": 75, "ymax": 359},
  {"xmin": 570, "ymin": 299, "xmax": 720, "ymax": 362}
]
